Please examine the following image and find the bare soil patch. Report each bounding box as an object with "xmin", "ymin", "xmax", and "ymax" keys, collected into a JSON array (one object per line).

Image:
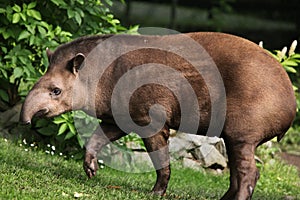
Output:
[{"xmin": 280, "ymin": 152, "xmax": 300, "ymax": 172}]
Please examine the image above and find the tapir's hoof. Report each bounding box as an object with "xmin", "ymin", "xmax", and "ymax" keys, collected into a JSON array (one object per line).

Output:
[
  {"xmin": 151, "ymin": 189, "xmax": 166, "ymax": 196},
  {"xmin": 83, "ymin": 152, "xmax": 99, "ymax": 178}
]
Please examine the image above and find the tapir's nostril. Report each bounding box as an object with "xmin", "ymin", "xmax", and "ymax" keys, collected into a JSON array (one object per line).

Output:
[{"xmin": 35, "ymin": 108, "xmax": 49, "ymax": 118}]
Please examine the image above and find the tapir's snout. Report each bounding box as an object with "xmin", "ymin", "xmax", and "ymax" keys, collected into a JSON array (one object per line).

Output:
[
  {"xmin": 20, "ymin": 86, "xmax": 51, "ymax": 125},
  {"xmin": 20, "ymin": 102, "xmax": 50, "ymax": 125}
]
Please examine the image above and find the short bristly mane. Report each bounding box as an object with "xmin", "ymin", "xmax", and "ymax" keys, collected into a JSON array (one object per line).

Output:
[{"xmin": 50, "ymin": 34, "xmax": 114, "ymax": 64}]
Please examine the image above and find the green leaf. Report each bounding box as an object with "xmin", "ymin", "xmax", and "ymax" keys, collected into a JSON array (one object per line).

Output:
[
  {"xmin": 19, "ymin": 12, "xmax": 26, "ymax": 21},
  {"xmin": 77, "ymin": 134, "xmax": 85, "ymax": 148},
  {"xmin": 67, "ymin": 122, "xmax": 76, "ymax": 134},
  {"xmin": 282, "ymin": 60, "xmax": 298, "ymax": 67},
  {"xmin": 29, "ymin": 35, "xmax": 35, "ymax": 46},
  {"xmin": 28, "ymin": 2, "xmax": 37, "ymax": 9},
  {"xmin": 74, "ymin": 12, "xmax": 82, "ymax": 25},
  {"xmin": 73, "ymin": 111, "xmax": 87, "ymax": 119},
  {"xmin": 67, "ymin": 9, "xmax": 75, "ymax": 19},
  {"xmin": 64, "ymin": 131, "xmax": 75, "ymax": 140},
  {"xmin": 53, "ymin": 117, "xmax": 66, "ymax": 124},
  {"xmin": 1, "ymin": 46, "xmax": 7, "ymax": 54},
  {"xmin": 27, "ymin": 9, "xmax": 41, "ymax": 20},
  {"xmin": 104, "ymin": 0, "xmax": 113, "ymax": 7},
  {"xmin": 18, "ymin": 30, "xmax": 30, "ymax": 41},
  {"xmin": 50, "ymin": 0, "xmax": 67, "ymax": 7},
  {"xmin": 37, "ymin": 127, "xmax": 56, "ymax": 136},
  {"xmin": 13, "ymin": 67, "xmax": 23, "ymax": 78},
  {"xmin": 18, "ymin": 56, "xmax": 29, "ymax": 65},
  {"xmin": 75, "ymin": 7, "xmax": 84, "ymax": 17},
  {"xmin": 37, "ymin": 26, "xmax": 46, "ymax": 35},
  {"xmin": 291, "ymin": 54, "xmax": 300, "ymax": 59},
  {"xmin": 35, "ymin": 119, "xmax": 51, "ymax": 128},
  {"xmin": 0, "ymin": 8, "xmax": 6, "ymax": 13},
  {"xmin": 0, "ymin": 89, "xmax": 9, "ymax": 102},
  {"xmin": 57, "ymin": 123, "xmax": 68, "ymax": 135},
  {"xmin": 12, "ymin": 4, "xmax": 21, "ymax": 12},
  {"xmin": 0, "ymin": 68, "xmax": 8, "ymax": 79},
  {"xmin": 284, "ymin": 66, "xmax": 297, "ymax": 73},
  {"xmin": 12, "ymin": 13, "xmax": 20, "ymax": 23}
]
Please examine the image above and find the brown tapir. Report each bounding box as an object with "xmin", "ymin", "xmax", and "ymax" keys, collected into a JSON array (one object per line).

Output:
[{"xmin": 20, "ymin": 32, "xmax": 296, "ymax": 200}]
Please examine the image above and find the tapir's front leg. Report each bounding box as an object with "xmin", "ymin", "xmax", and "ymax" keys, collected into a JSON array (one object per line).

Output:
[
  {"xmin": 142, "ymin": 127, "xmax": 170, "ymax": 196},
  {"xmin": 84, "ymin": 123, "xmax": 126, "ymax": 178}
]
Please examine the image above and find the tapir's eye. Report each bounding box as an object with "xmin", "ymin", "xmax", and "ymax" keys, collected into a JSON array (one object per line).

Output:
[{"xmin": 52, "ymin": 88, "xmax": 61, "ymax": 96}]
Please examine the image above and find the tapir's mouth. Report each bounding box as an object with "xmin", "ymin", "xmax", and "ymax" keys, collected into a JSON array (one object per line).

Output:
[{"xmin": 34, "ymin": 108, "xmax": 50, "ymax": 118}]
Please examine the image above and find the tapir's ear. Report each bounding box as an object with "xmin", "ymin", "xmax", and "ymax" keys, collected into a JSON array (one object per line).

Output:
[
  {"xmin": 46, "ymin": 47, "xmax": 53, "ymax": 62},
  {"xmin": 72, "ymin": 53, "xmax": 85, "ymax": 74}
]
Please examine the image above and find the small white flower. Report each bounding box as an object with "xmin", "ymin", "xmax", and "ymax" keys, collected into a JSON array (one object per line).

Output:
[
  {"xmin": 51, "ymin": 146, "xmax": 56, "ymax": 151},
  {"xmin": 4, "ymin": 139, "xmax": 7, "ymax": 142},
  {"xmin": 74, "ymin": 192, "xmax": 83, "ymax": 198},
  {"xmin": 281, "ymin": 46, "xmax": 287, "ymax": 56},
  {"xmin": 51, "ymin": 151, "xmax": 54, "ymax": 155},
  {"xmin": 277, "ymin": 46, "xmax": 287, "ymax": 61},
  {"xmin": 24, "ymin": 149, "xmax": 28, "ymax": 152},
  {"xmin": 47, "ymin": 144, "xmax": 51, "ymax": 148},
  {"xmin": 30, "ymin": 143, "xmax": 35, "ymax": 147},
  {"xmin": 100, "ymin": 165, "xmax": 104, "ymax": 169},
  {"xmin": 289, "ymin": 40, "xmax": 297, "ymax": 57},
  {"xmin": 59, "ymin": 153, "xmax": 63, "ymax": 156},
  {"xmin": 98, "ymin": 159, "xmax": 104, "ymax": 164},
  {"xmin": 23, "ymin": 139, "xmax": 27, "ymax": 145},
  {"xmin": 264, "ymin": 141, "xmax": 272, "ymax": 148},
  {"xmin": 62, "ymin": 192, "xmax": 69, "ymax": 197},
  {"xmin": 258, "ymin": 41, "xmax": 263, "ymax": 48},
  {"xmin": 45, "ymin": 150, "xmax": 50, "ymax": 154}
]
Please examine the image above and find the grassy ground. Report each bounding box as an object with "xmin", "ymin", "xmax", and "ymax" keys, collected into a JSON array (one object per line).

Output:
[{"xmin": 0, "ymin": 137, "xmax": 299, "ymax": 200}]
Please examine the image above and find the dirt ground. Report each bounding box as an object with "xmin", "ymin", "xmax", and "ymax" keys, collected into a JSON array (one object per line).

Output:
[{"xmin": 280, "ymin": 152, "xmax": 300, "ymax": 172}]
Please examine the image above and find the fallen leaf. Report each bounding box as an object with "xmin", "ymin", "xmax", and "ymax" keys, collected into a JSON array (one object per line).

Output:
[{"xmin": 107, "ymin": 185, "xmax": 122, "ymax": 189}]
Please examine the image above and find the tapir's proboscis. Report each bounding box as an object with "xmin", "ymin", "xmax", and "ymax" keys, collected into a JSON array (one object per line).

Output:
[{"xmin": 20, "ymin": 32, "xmax": 296, "ymax": 200}]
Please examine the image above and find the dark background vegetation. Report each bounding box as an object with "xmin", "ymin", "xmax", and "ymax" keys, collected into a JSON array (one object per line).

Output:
[{"xmin": 112, "ymin": 0, "xmax": 300, "ymax": 50}]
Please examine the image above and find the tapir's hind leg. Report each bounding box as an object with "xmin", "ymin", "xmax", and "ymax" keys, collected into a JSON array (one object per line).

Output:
[
  {"xmin": 221, "ymin": 137, "xmax": 260, "ymax": 200},
  {"xmin": 142, "ymin": 127, "xmax": 170, "ymax": 196}
]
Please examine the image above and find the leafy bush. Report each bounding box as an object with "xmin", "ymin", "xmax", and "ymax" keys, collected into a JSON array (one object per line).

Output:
[
  {"xmin": 0, "ymin": 0, "xmax": 138, "ymax": 156},
  {"xmin": 0, "ymin": 0, "xmax": 137, "ymax": 109}
]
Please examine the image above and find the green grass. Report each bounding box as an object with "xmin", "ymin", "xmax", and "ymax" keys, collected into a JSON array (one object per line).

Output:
[{"xmin": 0, "ymin": 137, "xmax": 299, "ymax": 200}]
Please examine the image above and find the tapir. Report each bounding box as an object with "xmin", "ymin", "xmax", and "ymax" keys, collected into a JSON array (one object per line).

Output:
[{"xmin": 20, "ymin": 32, "xmax": 296, "ymax": 200}]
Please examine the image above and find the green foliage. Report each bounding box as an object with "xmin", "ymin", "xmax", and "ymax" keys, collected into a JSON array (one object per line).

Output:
[
  {"xmin": 0, "ymin": 1, "xmax": 72, "ymax": 106},
  {"xmin": 268, "ymin": 40, "xmax": 300, "ymax": 77},
  {"xmin": 0, "ymin": 0, "xmax": 138, "ymax": 155},
  {"xmin": 114, "ymin": 132, "xmax": 146, "ymax": 152},
  {"xmin": 53, "ymin": 111, "xmax": 101, "ymax": 149},
  {"xmin": 0, "ymin": 0, "xmax": 136, "ymax": 108},
  {"xmin": 29, "ymin": 113, "xmax": 95, "ymax": 159}
]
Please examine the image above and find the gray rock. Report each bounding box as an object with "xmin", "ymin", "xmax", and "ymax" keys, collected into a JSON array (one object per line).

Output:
[
  {"xmin": 182, "ymin": 157, "xmax": 205, "ymax": 172},
  {"xmin": 193, "ymin": 144, "xmax": 227, "ymax": 168},
  {"xmin": 0, "ymin": 103, "xmax": 21, "ymax": 128},
  {"xmin": 168, "ymin": 131, "xmax": 228, "ymax": 169}
]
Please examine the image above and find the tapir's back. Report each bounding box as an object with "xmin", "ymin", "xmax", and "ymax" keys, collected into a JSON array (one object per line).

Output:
[{"xmin": 102, "ymin": 32, "xmax": 295, "ymax": 141}]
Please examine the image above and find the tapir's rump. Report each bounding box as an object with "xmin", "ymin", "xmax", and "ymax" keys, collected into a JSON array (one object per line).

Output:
[{"xmin": 20, "ymin": 32, "xmax": 296, "ymax": 200}]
